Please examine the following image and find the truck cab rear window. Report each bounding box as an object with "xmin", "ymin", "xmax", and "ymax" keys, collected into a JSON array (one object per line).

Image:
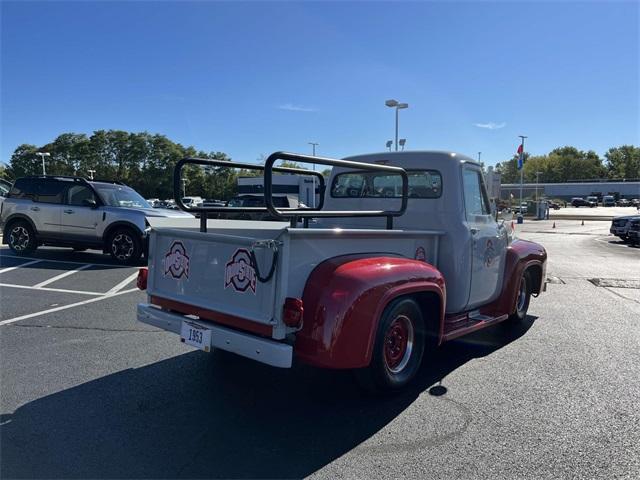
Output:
[{"xmin": 331, "ymin": 170, "xmax": 442, "ymax": 198}]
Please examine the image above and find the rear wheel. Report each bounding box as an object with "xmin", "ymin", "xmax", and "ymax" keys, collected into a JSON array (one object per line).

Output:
[
  {"xmin": 507, "ymin": 270, "xmax": 532, "ymax": 324},
  {"xmin": 354, "ymin": 297, "xmax": 426, "ymax": 393},
  {"xmin": 7, "ymin": 220, "xmax": 37, "ymax": 256},
  {"xmin": 107, "ymin": 228, "xmax": 142, "ymax": 265}
]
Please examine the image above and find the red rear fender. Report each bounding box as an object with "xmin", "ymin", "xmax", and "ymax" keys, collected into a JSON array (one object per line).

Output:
[{"xmin": 295, "ymin": 255, "xmax": 445, "ymax": 369}]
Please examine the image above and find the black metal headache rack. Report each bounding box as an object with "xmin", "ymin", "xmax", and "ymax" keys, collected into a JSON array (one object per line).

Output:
[{"xmin": 173, "ymin": 152, "xmax": 408, "ymax": 232}]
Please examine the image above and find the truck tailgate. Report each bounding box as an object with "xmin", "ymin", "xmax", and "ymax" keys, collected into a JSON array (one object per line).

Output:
[{"xmin": 147, "ymin": 228, "xmax": 279, "ymax": 329}]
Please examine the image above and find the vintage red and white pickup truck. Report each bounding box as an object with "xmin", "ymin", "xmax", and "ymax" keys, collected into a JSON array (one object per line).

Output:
[{"xmin": 136, "ymin": 151, "xmax": 547, "ymax": 392}]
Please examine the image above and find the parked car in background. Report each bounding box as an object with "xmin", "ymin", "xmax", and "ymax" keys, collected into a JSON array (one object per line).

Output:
[
  {"xmin": 571, "ymin": 197, "xmax": 595, "ymax": 208},
  {"xmin": 222, "ymin": 194, "xmax": 302, "ymax": 221},
  {"xmin": 627, "ymin": 219, "xmax": 640, "ymax": 245},
  {"xmin": 586, "ymin": 196, "xmax": 599, "ymax": 206},
  {"xmin": 610, "ymin": 215, "xmax": 640, "ymax": 242},
  {"xmin": 632, "ymin": 198, "xmax": 640, "ymax": 207},
  {"xmin": 548, "ymin": 201, "xmax": 561, "ymax": 210},
  {"xmin": 202, "ymin": 199, "xmax": 226, "ymax": 207},
  {"xmin": 602, "ymin": 195, "xmax": 616, "ymax": 207},
  {"xmin": 1, "ymin": 176, "xmax": 193, "ymax": 264},
  {"xmin": 146, "ymin": 198, "xmax": 161, "ymax": 207},
  {"xmin": 616, "ymin": 198, "xmax": 631, "ymax": 207},
  {"xmin": 0, "ymin": 178, "xmax": 12, "ymax": 209},
  {"xmin": 181, "ymin": 196, "xmax": 204, "ymax": 207}
]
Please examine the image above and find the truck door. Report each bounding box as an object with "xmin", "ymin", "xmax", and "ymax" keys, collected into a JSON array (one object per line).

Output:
[{"xmin": 462, "ymin": 167, "xmax": 506, "ymax": 309}]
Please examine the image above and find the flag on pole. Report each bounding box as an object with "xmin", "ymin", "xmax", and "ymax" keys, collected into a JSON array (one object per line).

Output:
[{"xmin": 517, "ymin": 144, "xmax": 524, "ymax": 169}]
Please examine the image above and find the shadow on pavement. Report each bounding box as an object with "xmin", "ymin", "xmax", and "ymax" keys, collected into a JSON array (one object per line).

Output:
[
  {"xmin": 0, "ymin": 317, "xmax": 535, "ymax": 479},
  {"xmin": 0, "ymin": 247, "xmax": 144, "ymax": 269}
]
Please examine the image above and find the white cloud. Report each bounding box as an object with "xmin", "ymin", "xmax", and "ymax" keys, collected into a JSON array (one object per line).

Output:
[
  {"xmin": 277, "ymin": 103, "xmax": 317, "ymax": 112},
  {"xmin": 473, "ymin": 122, "xmax": 506, "ymax": 130}
]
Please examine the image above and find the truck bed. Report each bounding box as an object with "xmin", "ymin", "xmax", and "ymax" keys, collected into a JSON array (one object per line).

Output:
[{"xmin": 146, "ymin": 218, "xmax": 444, "ymax": 340}]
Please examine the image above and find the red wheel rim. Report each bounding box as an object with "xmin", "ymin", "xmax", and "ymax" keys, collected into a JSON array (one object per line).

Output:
[{"xmin": 383, "ymin": 315, "xmax": 414, "ymax": 373}]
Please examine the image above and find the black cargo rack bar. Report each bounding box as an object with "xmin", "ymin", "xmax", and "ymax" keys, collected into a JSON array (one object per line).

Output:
[
  {"xmin": 264, "ymin": 151, "xmax": 408, "ymax": 229},
  {"xmin": 173, "ymin": 157, "xmax": 326, "ymax": 232}
]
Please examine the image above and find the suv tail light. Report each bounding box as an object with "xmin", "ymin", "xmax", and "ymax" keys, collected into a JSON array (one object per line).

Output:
[
  {"xmin": 283, "ymin": 297, "xmax": 304, "ymax": 328},
  {"xmin": 137, "ymin": 268, "xmax": 148, "ymax": 290}
]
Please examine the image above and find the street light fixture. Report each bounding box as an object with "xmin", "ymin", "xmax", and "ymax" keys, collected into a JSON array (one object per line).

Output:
[
  {"xmin": 386, "ymin": 140, "xmax": 393, "ymax": 151},
  {"xmin": 385, "ymin": 99, "xmax": 409, "ymax": 151},
  {"xmin": 399, "ymin": 139, "xmax": 406, "ymax": 151},
  {"xmin": 36, "ymin": 152, "xmax": 50, "ymax": 175},
  {"xmin": 87, "ymin": 169, "xmax": 96, "ymax": 180}
]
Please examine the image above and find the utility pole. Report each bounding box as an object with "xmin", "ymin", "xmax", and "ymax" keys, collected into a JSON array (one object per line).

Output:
[
  {"xmin": 478, "ymin": 152, "xmax": 481, "ymax": 162},
  {"xmin": 535, "ymin": 171, "xmax": 543, "ymax": 201},
  {"xmin": 518, "ymin": 135, "xmax": 527, "ymax": 217},
  {"xmin": 308, "ymin": 142, "xmax": 318, "ymax": 157}
]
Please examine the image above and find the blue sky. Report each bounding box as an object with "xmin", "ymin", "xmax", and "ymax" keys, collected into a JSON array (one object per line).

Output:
[{"xmin": 1, "ymin": 0, "xmax": 638, "ymax": 168}]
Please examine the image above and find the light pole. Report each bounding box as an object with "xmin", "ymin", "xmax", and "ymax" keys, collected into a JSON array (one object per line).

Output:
[
  {"xmin": 308, "ymin": 142, "xmax": 319, "ymax": 207},
  {"xmin": 87, "ymin": 169, "xmax": 96, "ymax": 180},
  {"xmin": 385, "ymin": 99, "xmax": 409, "ymax": 151},
  {"xmin": 478, "ymin": 152, "xmax": 481, "ymax": 162},
  {"xmin": 518, "ymin": 135, "xmax": 527, "ymax": 216},
  {"xmin": 36, "ymin": 152, "xmax": 50, "ymax": 175},
  {"xmin": 386, "ymin": 140, "xmax": 393, "ymax": 151},
  {"xmin": 182, "ymin": 178, "xmax": 187, "ymax": 198}
]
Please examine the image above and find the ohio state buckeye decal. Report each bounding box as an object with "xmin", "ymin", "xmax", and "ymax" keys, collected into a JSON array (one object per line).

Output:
[
  {"xmin": 164, "ymin": 241, "xmax": 190, "ymax": 279},
  {"xmin": 224, "ymin": 248, "xmax": 257, "ymax": 294}
]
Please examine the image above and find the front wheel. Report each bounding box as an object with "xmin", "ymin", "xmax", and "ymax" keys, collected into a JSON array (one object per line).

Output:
[
  {"xmin": 354, "ymin": 298, "xmax": 426, "ymax": 393},
  {"xmin": 107, "ymin": 228, "xmax": 142, "ymax": 265},
  {"xmin": 507, "ymin": 270, "xmax": 532, "ymax": 324},
  {"xmin": 7, "ymin": 220, "xmax": 37, "ymax": 256}
]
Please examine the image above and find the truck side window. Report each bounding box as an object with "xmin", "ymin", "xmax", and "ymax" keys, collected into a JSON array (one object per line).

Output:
[
  {"xmin": 463, "ymin": 169, "xmax": 490, "ymax": 218},
  {"xmin": 66, "ymin": 185, "xmax": 97, "ymax": 206},
  {"xmin": 35, "ymin": 180, "xmax": 67, "ymax": 204}
]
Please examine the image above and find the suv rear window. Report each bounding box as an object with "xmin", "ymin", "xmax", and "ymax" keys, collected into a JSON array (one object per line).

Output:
[
  {"xmin": 331, "ymin": 170, "xmax": 442, "ymax": 198},
  {"xmin": 35, "ymin": 180, "xmax": 67, "ymax": 204}
]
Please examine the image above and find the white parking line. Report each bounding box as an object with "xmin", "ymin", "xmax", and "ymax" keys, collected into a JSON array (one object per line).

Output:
[
  {"xmin": 33, "ymin": 264, "xmax": 94, "ymax": 288},
  {"xmin": 106, "ymin": 271, "xmax": 140, "ymax": 294},
  {"xmin": 0, "ymin": 259, "xmax": 42, "ymax": 274},
  {"xmin": 0, "ymin": 287, "xmax": 140, "ymax": 326},
  {"xmin": 0, "ymin": 252, "xmax": 130, "ymax": 268},
  {"xmin": 0, "ymin": 283, "xmax": 105, "ymax": 296}
]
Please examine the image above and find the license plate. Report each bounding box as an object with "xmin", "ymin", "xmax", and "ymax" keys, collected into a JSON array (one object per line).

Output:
[{"xmin": 180, "ymin": 320, "xmax": 212, "ymax": 352}]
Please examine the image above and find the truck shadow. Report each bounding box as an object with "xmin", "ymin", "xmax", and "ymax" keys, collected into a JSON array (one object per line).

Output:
[{"xmin": 0, "ymin": 317, "xmax": 535, "ymax": 479}]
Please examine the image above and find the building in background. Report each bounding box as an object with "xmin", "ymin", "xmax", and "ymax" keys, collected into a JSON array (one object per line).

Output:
[
  {"xmin": 500, "ymin": 181, "xmax": 640, "ymax": 202},
  {"xmin": 238, "ymin": 174, "xmax": 319, "ymax": 207},
  {"xmin": 484, "ymin": 166, "xmax": 501, "ymax": 200}
]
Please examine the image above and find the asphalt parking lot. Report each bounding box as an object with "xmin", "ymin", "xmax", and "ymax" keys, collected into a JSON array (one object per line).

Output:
[{"xmin": 1, "ymin": 221, "xmax": 639, "ymax": 479}]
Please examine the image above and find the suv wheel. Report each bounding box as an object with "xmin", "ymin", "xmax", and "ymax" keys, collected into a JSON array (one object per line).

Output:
[
  {"xmin": 7, "ymin": 220, "xmax": 37, "ymax": 256},
  {"xmin": 108, "ymin": 228, "xmax": 142, "ymax": 264}
]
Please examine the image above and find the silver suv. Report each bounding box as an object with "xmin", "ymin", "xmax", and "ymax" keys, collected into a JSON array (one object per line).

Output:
[{"xmin": 0, "ymin": 176, "xmax": 192, "ymax": 264}]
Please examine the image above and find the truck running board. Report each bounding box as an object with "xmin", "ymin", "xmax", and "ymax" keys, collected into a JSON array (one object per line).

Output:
[{"xmin": 442, "ymin": 311, "xmax": 509, "ymax": 342}]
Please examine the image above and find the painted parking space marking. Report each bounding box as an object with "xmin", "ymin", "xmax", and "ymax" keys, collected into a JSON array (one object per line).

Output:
[
  {"xmin": 0, "ymin": 259, "xmax": 42, "ymax": 274},
  {"xmin": 33, "ymin": 263, "xmax": 94, "ymax": 288},
  {"xmin": 0, "ymin": 251, "xmax": 129, "ymax": 268},
  {"xmin": 0, "ymin": 283, "xmax": 105, "ymax": 296},
  {"xmin": 0, "ymin": 287, "xmax": 139, "ymax": 327},
  {"xmin": 106, "ymin": 271, "xmax": 140, "ymax": 294}
]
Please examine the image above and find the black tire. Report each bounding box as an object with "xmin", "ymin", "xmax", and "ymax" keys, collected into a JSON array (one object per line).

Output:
[
  {"xmin": 507, "ymin": 270, "xmax": 532, "ymax": 324},
  {"xmin": 107, "ymin": 228, "xmax": 142, "ymax": 265},
  {"xmin": 354, "ymin": 297, "xmax": 426, "ymax": 393},
  {"xmin": 6, "ymin": 220, "xmax": 37, "ymax": 256}
]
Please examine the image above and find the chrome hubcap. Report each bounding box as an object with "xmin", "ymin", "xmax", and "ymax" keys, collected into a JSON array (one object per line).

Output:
[
  {"xmin": 9, "ymin": 226, "xmax": 30, "ymax": 252},
  {"xmin": 112, "ymin": 233, "xmax": 134, "ymax": 260},
  {"xmin": 384, "ymin": 314, "xmax": 414, "ymax": 374}
]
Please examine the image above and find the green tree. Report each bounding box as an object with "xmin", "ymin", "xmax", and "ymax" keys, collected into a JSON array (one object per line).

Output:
[{"xmin": 605, "ymin": 145, "xmax": 640, "ymax": 179}]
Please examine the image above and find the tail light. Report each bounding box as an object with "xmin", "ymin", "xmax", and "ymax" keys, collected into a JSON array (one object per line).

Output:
[
  {"xmin": 283, "ymin": 297, "xmax": 304, "ymax": 328},
  {"xmin": 137, "ymin": 267, "xmax": 148, "ymax": 290}
]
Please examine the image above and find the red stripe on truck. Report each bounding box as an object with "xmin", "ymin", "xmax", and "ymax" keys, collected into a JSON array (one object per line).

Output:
[{"xmin": 149, "ymin": 295, "xmax": 273, "ymax": 337}]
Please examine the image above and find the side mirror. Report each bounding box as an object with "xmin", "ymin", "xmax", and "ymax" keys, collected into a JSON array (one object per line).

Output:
[{"xmin": 83, "ymin": 198, "xmax": 98, "ymax": 209}]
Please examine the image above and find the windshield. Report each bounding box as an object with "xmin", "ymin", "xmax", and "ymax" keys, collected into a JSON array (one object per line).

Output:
[{"xmin": 92, "ymin": 183, "xmax": 151, "ymax": 208}]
